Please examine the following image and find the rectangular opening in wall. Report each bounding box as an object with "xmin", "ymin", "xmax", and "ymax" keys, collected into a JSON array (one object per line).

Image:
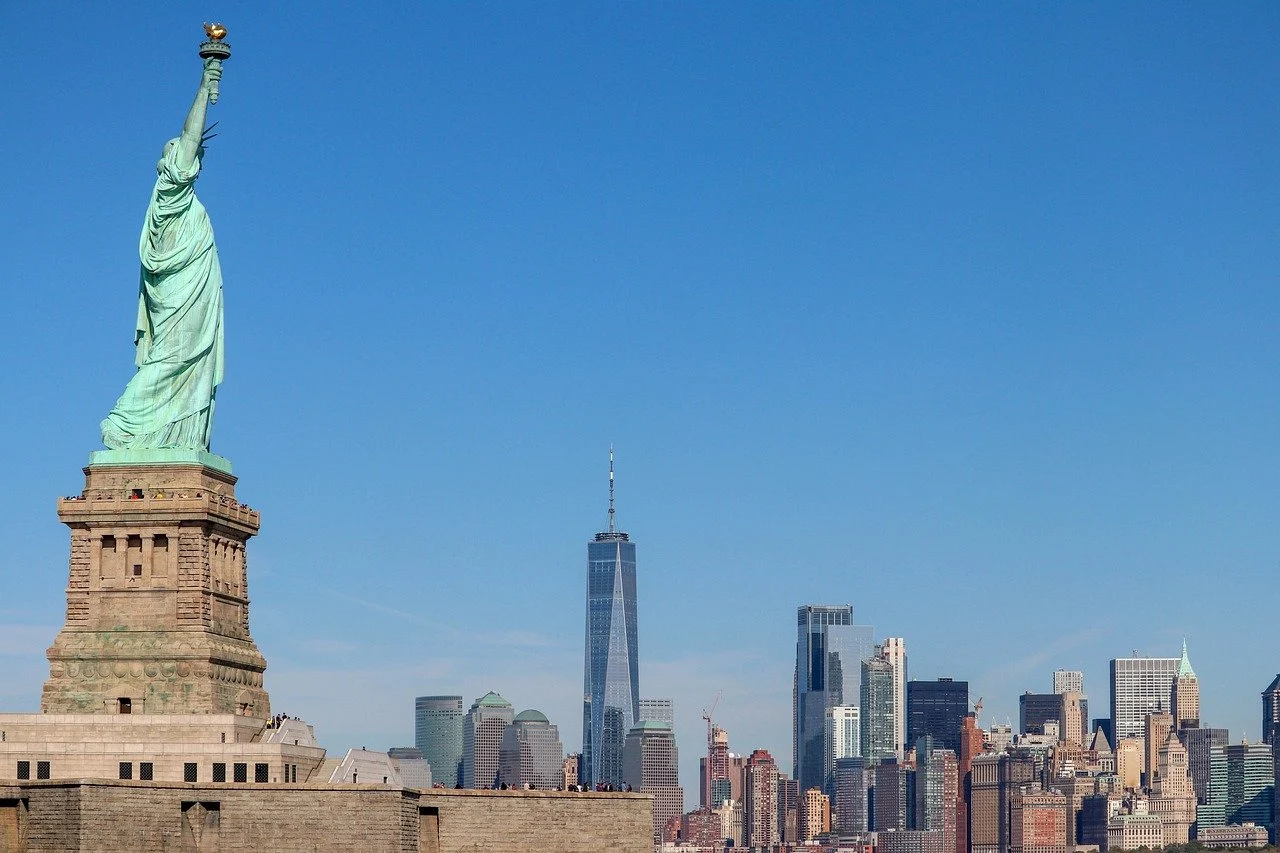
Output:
[
  {"xmin": 140, "ymin": 762, "xmax": 153, "ymax": 781},
  {"xmin": 184, "ymin": 763, "xmax": 198, "ymax": 783},
  {"xmin": 233, "ymin": 763, "xmax": 246, "ymax": 783},
  {"xmin": 101, "ymin": 536, "xmax": 116, "ymax": 550},
  {"xmin": 212, "ymin": 763, "xmax": 226, "ymax": 783},
  {"xmin": 154, "ymin": 534, "xmax": 169, "ymax": 550},
  {"xmin": 132, "ymin": 564, "xmax": 142, "ymax": 576},
  {"xmin": 418, "ymin": 806, "xmax": 441, "ymax": 853},
  {"xmin": 15, "ymin": 762, "xmax": 28, "ymax": 781},
  {"xmin": 118, "ymin": 697, "xmax": 131, "ymax": 715},
  {"xmin": 35, "ymin": 761, "xmax": 49, "ymax": 780},
  {"xmin": 119, "ymin": 762, "xmax": 132, "ymax": 780},
  {"xmin": 254, "ymin": 763, "xmax": 269, "ymax": 783}
]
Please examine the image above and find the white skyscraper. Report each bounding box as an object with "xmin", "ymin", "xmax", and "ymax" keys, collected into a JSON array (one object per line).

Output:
[
  {"xmin": 825, "ymin": 704, "xmax": 860, "ymax": 788},
  {"xmin": 1053, "ymin": 670, "xmax": 1084, "ymax": 695},
  {"xmin": 882, "ymin": 637, "xmax": 907, "ymax": 758},
  {"xmin": 1110, "ymin": 655, "xmax": 1179, "ymax": 742}
]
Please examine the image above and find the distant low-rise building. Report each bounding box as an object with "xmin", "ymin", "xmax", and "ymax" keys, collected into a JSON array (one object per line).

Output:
[
  {"xmin": 1106, "ymin": 813, "xmax": 1163, "ymax": 851},
  {"xmin": 1197, "ymin": 822, "xmax": 1270, "ymax": 848}
]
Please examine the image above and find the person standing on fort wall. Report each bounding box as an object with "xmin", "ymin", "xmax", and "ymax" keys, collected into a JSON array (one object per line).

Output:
[{"xmin": 101, "ymin": 51, "xmax": 226, "ymax": 452}]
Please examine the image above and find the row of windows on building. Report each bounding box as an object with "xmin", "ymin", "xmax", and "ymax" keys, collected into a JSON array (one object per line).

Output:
[{"xmin": 15, "ymin": 761, "xmax": 301, "ymax": 784}]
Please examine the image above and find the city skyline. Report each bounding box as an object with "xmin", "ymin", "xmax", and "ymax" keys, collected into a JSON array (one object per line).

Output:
[{"xmin": 1, "ymin": 3, "xmax": 1278, "ymax": 812}]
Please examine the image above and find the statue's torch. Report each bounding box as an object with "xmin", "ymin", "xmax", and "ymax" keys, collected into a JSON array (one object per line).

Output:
[{"xmin": 199, "ymin": 23, "xmax": 231, "ymax": 105}]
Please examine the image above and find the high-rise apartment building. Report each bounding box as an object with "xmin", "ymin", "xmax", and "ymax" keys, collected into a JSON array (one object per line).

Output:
[
  {"xmin": 794, "ymin": 605, "xmax": 875, "ymax": 793},
  {"xmin": 1198, "ymin": 741, "xmax": 1275, "ymax": 836},
  {"xmin": 1110, "ymin": 655, "xmax": 1179, "ymax": 742},
  {"xmin": 461, "ymin": 691, "xmax": 513, "ymax": 788},
  {"xmin": 884, "ymin": 637, "xmax": 908, "ymax": 757},
  {"xmin": 826, "ymin": 704, "xmax": 860, "ymax": 793},
  {"xmin": 834, "ymin": 757, "xmax": 871, "ymax": 836},
  {"xmin": 497, "ymin": 709, "xmax": 564, "ymax": 790},
  {"xmin": 623, "ymin": 720, "xmax": 683, "ymax": 844},
  {"xmin": 745, "ymin": 749, "xmax": 780, "ymax": 850},
  {"xmin": 582, "ymin": 451, "xmax": 640, "ymax": 786},
  {"xmin": 1178, "ymin": 726, "xmax": 1227, "ymax": 804},
  {"xmin": 915, "ymin": 738, "xmax": 957, "ymax": 853},
  {"xmin": 957, "ymin": 713, "xmax": 984, "ymax": 853},
  {"xmin": 862, "ymin": 651, "xmax": 898, "ymax": 761},
  {"xmin": 414, "ymin": 695, "xmax": 463, "ymax": 788},
  {"xmin": 1053, "ymin": 670, "xmax": 1084, "ymax": 695},
  {"xmin": 906, "ymin": 678, "xmax": 968, "ymax": 755},
  {"xmin": 801, "ymin": 787, "xmax": 832, "ymax": 841},
  {"xmin": 777, "ymin": 774, "xmax": 800, "ymax": 843},
  {"xmin": 1263, "ymin": 675, "xmax": 1280, "ymax": 745},
  {"xmin": 703, "ymin": 725, "xmax": 732, "ymax": 808},
  {"xmin": 873, "ymin": 760, "xmax": 915, "ymax": 832},
  {"xmin": 1172, "ymin": 641, "xmax": 1199, "ymax": 730}
]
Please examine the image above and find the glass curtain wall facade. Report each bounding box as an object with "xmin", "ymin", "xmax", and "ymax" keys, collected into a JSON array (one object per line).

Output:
[
  {"xmin": 794, "ymin": 605, "xmax": 874, "ymax": 794},
  {"xmin": 906, "ymin": 679, "xmax": 969, "ymax": 755},
  {"xmin": 582, "ymin": 531, "xmax": 639, "ymax": 786},
  {"xmin": 414, "ymin": 695, "xmax": 463, "ymax": 788}
]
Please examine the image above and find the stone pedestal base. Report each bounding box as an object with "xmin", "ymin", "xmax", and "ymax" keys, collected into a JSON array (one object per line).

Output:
[{"xmin": 42, "ymin": 462, "xmax": 269, "ymax": 716}]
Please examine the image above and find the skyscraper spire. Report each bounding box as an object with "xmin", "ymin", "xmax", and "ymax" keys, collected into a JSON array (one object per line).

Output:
[{"xmin": 608, "ymin": 445, "xmax": 616, "ymax": 534}]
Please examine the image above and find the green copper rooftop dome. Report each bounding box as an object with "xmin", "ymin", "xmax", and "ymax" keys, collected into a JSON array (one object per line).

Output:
[
  {"xmin": 514, "ymin": 709, "xmax": 549, "ymax": 723},
  {"xmin": 1177, "ymin": 639, "xmax": 1196, "ymax": 678},
  {"xmin": 474, "ymin": 691, "xmax": 511, "ymax": 708}
]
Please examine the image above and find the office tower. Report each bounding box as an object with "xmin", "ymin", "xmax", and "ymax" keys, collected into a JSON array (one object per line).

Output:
[
  {"xmin": 874, "ymin": 760, "xmax": 915, "ymax": 832},
  {"xmin": 1172, "ymin": 641, "xmax": 1199, "ymax": 730},
  {"xmin": 987, "ymin": 723, "xmax": 1013, "ymax": 754},
  {"xmin": 914, "ymin": 738, "xmax": 957, "ymax": 853},
  {"xmin": 801, "ymin": 787, "xmax": 832, "ymax": 841},
  {"xmin": 968, "ymin": 753, "xmax": 1036, "ymax": 853},
  {"xmin": 794, "ymin": 605, "xmax": 875, "ymax": 793},
  {"xmin": 561, "ymin": 753, "xmax": 579, "ymax": 789},
  {"xmin": 1054, "ymin": 775, "xmax": 1097, "ymax": 849},
  {"xmin": 862, "ymin": 652, "xmax": 898, "ymax": 761},
  {"xmin": 1019, "ymin": 693, "xmax": 1064, "ymax": 736},
  {"xmin": 703, "ymin": 725, "xmax": 732, "ymax": 808},
  {"xmin": 1110, "ymin": 654, "xmax": 1179, "ymax": 742},
  {"xmin": 834, "ymin": 757, "xmax": 872, "ymax": 836},
  {"xmin": 826, "ymin": 704, "xmax": 860, "ymax": 794},
  {"xmin": 1149, "ymin": 730, "xmax": 1195, "ymax": 844},
  {"xmin": 745, "ymin": 749, "xmax": 780, "ymax": 850},
  {"xmin": 729, "ymin": 752, "xmax": 749, "ymax": 804},
  {"xmin": 907, "ymin": 679, "xmax": 968, "ymax": 755},
  {"xmin": 1178, "ymin": 726, "xmax": 1227, "ymax": 804},
  {"xmin": 387, "ymin": 746, "xmax": 433, "ymax": 788},
  {"xmin": 461, "ymin": 691, "xmax": 513, "ymax": 788},
  {"xmin": 639, "ymin": 697, "xmax": 673, "ymax": 726},
  {"xmin": 884, "ymin": 638, "xmax": 908, "ymax": 757},
  {"xmin": 1078, "ymin": 793, "xmax": 1120, "ymax": 847},
  {"xmin": 498, "ymin": 709, "xmax": 564, "ymax": 790},
  {"xmin": 1144, "ymin": 711, "xmax": 1173, "ymax": 786},
  {"xmin": 582, "ymin": 451, "xmax": 640, "ymax": 787},
  {"xmin": 957, "ymin": 713, "xmax": 984, "ymax": 853},
  {"xmin": 623, "ymin": 720, "xmax": 683, "ymax": 843},
  {"xmin": 778, "ymin": 774, "xmax": 800, "ymax": 843},
  {"xmin": 1199, "ymin": 741, "xmax": 1275, "ymax": 835},
  {"xmin": 414, "ymin": 695, "xmax": 463, "ymax": 788},
  {"xmin": 1115, "ymin": 738, "xmax": 1143, "ymax": 790},
  {"xmin": 1060, "ymin": 692, "xmax": 1086, "ymax": 746},
  {"xmin": 1263, "ymin": 675, "xmax": 1280, "ymax": 745},
  {"xmin": 1053, "ymin": 670, "xmax": 1084, "ymax": 695},
  {"xmin": 1009, "ymin": 785, "xmax": 1067, "ymax": 853}
]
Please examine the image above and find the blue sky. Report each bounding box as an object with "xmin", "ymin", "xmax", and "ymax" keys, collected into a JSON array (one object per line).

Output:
[{"xmin": 1, "ymin": 4, "xmax": 1278, "ymax": 801}]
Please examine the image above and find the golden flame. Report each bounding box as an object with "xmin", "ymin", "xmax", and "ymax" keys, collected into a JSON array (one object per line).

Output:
[{"xmin": 203, "ymin": 22, "xmax": 228, "ymax": 41}]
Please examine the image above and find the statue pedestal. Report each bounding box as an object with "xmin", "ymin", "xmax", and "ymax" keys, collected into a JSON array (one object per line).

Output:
[
  {"xmin": 41, "ymin": 461, "xmax": 269, "ymax": 716},
  {"xmin": 89, "ymin": 448, "xmax": 233, "ymax": 474}
]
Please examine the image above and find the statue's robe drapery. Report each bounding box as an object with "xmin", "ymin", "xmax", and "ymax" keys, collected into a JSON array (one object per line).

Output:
[{"xmin": 101, "ymin": 143, "xmax": 224, "ymax": 450}]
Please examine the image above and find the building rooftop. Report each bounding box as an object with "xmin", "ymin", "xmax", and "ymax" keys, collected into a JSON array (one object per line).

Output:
[
  {"xmin": 474, "ymin": 691, "xmax": 511, "ymax": 708},
  {"xmin": 514, "ymin": 709, "xmax": 549, "ymax": 724}
]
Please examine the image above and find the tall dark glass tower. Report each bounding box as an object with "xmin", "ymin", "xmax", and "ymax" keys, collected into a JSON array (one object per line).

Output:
[
  {"xmin": 415, "ymin": 695, "xmax": 464, "ymax": 788},
  {"xmin": 794, "ymin": 604, "xmax": 874, "ymax": 793},
  {"xmin": 582, "ymin": 449, "xmax": 639, "ymax": 786}
]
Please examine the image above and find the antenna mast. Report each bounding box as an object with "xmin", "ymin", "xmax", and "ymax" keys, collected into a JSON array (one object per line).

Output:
[{"xmin": 608, "ymin": 445, "xmax": 616, "ymax": 534}]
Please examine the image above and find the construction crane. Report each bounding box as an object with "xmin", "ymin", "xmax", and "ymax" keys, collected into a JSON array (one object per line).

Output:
[
  {"xmin": 973, "ymin": 696, "xmax": 984, "ymax": 725},
  {"xmin": 702, "ymin": 691, "xmax": 722, "ymax": 751}
]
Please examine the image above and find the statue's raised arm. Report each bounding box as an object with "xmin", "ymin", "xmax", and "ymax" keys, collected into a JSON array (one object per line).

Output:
[{"xmin": 99, "ymin": 37, "xmax": 230, "ymax": 455}]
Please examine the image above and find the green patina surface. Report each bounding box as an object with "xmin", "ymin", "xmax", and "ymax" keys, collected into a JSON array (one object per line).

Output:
[
  {"xmin": 89, "ymin": 448, "xmax": 232, "ymax": 474},
  {"xmin": 99, "ymin": 54, "xmax": 230, "ymax": 458}
]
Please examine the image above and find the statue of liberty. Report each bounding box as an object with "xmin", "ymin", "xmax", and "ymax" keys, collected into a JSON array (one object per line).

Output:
[{"xmin": 101, "ymin": 46, "xmax": 228, "ymax": 452}]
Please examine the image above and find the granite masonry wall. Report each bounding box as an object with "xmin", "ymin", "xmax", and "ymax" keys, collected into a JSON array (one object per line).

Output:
[{"xmin": 0, "ymin": 781, "xmax": 651, "ymax": 853}]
